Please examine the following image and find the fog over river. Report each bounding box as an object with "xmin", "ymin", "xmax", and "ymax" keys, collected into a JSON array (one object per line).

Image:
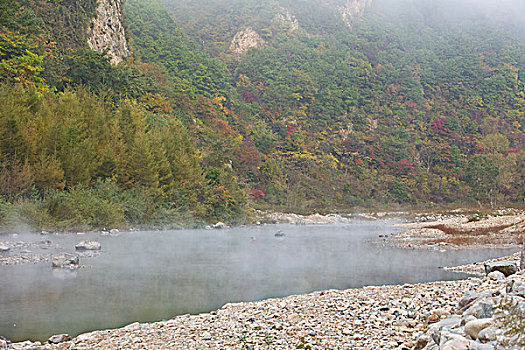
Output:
[{"xmin": 0, "ymin": 221, "xmax": 516, "ymax": 342}]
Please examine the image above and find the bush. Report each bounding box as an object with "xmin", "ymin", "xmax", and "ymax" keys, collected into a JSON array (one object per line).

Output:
[
  {"xmin": 119, "ymin": 187, "xmax": 158, "ymax": 226},
  {"xmin": 44, "ymin": 183, "xmax": 125, "ymax": 231},
  {"xmin": 0, "ymin": 197, "xmax": 9, "ymax": 223}
]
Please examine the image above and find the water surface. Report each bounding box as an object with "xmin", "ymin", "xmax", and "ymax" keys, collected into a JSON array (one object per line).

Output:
[{"xmin": 0, "ymin": 221, "xmax": 517, "ymax": 341}]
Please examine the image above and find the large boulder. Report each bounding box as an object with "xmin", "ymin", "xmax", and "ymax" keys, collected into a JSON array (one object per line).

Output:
[
  {"xmin": 0, "ymin": 243, "xmax": 10, "ymax": 252},
  {"xmin": 477, "ymin": 326, "xmax": 501, "ymax": 343},
  {"xmin": 458, "ymin": 290, "xmax": 496, "ymax": 312},
  {"xmin": 75, "ymin": 240, "xmax": 101, "ymax": 251},
  {"xmin": 440, "ymin": 333, "xmax": 477, "ymax": 350},
  {"xmin": 464, "ymin": 299, "xmax": 495, "ymax": 319},
  {"xmin": 464, "ymin": 318, "xmax": 493, "ymax": 340},
  {"xmin": 484, "ymin": 261, "xmax": 518, "ymax": 277},
  {"xmin": 51, "ymin": 253, "xmax": 79, "ymax": 268}
]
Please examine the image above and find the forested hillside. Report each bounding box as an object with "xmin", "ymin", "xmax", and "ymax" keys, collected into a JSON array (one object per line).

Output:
[
  {"xmin": 0, "ymin": 0, "xmax": 246, "ymax": 230},
  {"xmin": 0, "ymin": 0, "xmax": 524, "ymax": 230},
  {"xmin": 157, "ymin": 0, "xmax": 525, "ymax": 208}
]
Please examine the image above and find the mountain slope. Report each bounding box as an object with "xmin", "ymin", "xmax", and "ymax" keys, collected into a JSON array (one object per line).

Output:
[{"xmin": 153, "ymin": 0, "xmax": 524, "ymax": 208}]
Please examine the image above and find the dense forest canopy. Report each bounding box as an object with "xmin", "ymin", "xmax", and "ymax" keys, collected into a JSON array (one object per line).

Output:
[{"xmin": 0, "ymin": 0, "xmax": 524, "ymax": 230}]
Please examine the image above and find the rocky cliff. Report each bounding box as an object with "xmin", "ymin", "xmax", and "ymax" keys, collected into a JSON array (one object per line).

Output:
[
  {"xmin": 276, "ymin": 7, "xmax": 299, "ymax": 32},
  {"xmin": 229, "ymin": 27, "xmax": 265, "ymax": 55},
  {"xmin": 87, "ymin": 0, "xmax": 130, "ymax": 65},
  {"xmin": 339, "ymin": 0, "xmax": 372, "ymax": 29}
]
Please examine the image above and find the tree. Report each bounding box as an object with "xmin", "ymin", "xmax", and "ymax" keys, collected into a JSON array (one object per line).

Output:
[{"xmin": 465, "ymin": 154, "xmax": 500, "ymax": 208}]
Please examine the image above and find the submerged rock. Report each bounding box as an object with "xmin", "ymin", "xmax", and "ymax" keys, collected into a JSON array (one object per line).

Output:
[
  {"xmin": 75, "ymin": 240, "xmax": 101, "ymax": 251},
  {"xmin": 484, "ymin": 261, "xmax": 518, "ymax": 277},
  {"xmin": 51, "ymin": 253, "xmax": 79, "ymax": 268},
  {"xmin": 52, "ymin": 267, "xmax": 78, "ymax": 280},
  {"xmin": 274, "ymin": 230, "xmax": 285, "ymax": 237}
]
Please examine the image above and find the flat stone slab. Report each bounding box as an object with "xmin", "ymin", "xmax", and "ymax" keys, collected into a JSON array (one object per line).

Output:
[{"xmin": 75, "ymin": 241, "xmax": 101, "ymax": 251}]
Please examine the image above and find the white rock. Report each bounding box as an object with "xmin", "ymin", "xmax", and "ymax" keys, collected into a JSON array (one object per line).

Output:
[
  {"xmin": 488, "ymin": 271, "xmax": 505, "ymax": 280},
  {"xmin": 75, "ymin": 240, "xmax": 101, "ymax": 251},
  {"xmin": 440, "ymin": 333, "xmax": 476, "ymax": 349},
  {"xmin": 212, "ymin": 222, "xmax": 228, "ymax": 229},
  {"xmin": 464, "ymin": 318, "xmax": 493, "ymax": 340},
  {"xmin": 477, "ymin": 326, "xmax": 500, "ymax": 342},
  {"xmin": 0, "ymin": 244, "xmax": 10, "ymax": 252},
  {"xmin": 87, "ymin": 0, "xmax": 129, "ymax": 65}
]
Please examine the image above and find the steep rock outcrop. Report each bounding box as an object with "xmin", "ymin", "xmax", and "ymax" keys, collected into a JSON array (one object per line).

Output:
[
  {"xmin": 229, "ymin": 27, "xmax": 265, "ymax": 55},
  {"xmin": 276, "ymin": 7, "xmax": 299, "ymax": 31},
  {"xmin": 339, "ymin": 0, "xmax": 372, "ymax": 29},
  {"xmin": 87, "ymin": 0, "xmax": 129, "ymax": 65}
]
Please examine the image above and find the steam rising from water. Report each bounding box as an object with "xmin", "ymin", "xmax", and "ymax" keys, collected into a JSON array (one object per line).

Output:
[{"xmin": 0, "ymin": 222, "xmax": 517, "ymax": 342}]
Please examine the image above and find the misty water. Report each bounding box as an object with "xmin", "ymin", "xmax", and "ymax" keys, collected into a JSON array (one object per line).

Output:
[{"xmin": 0, "ymin": 221, "xmax": 518, "ymax": 342}]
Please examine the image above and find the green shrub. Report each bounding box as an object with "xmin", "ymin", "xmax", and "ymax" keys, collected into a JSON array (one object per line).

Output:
[
  {"xmin": 119, "ymin": 187, "xmax": 158, "ymax": 226},
  {"xmin": 44, "ymin": 183, "xmax": 125, "ymax": 231},
  {"xmin": 0, "ymin": 197, "xmax": 9, "ymax": 223}
]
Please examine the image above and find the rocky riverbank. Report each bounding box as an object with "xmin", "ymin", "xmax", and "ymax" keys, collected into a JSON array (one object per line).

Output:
[
  {"xmin": 253, "ymin": 210, "xmax": 411, "ymax": 225},
  {"xmin": 0, "ymin": 230, "xmax": 120, "ymax": 266},
  {"xmin": 390, "ymin": 210, "xmax": 525, "ymax": 250},
  {"xmin": 3, "ymin": 210, "xmax": 524, "ymax": 349}
]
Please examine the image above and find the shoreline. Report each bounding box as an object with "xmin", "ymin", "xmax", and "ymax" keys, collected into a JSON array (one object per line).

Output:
[
  {"xmin": 388, "ymin": 209, "xmax": 525, "ymax": 251},
  {"xmin": 3, "ymin": 210, "xmax": 524, "ymax": 349},
  {"xmin": 7, "ymin": 270, "xmax": 522, "ymax": 349}
]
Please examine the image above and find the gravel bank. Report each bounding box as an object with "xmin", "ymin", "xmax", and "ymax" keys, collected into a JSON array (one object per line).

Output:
[
  {"xmin": 444, "ymin": 252, "xmax": 521, "ymax": 275},
  {"xmin": 390, "ymin": 212, "xmax": 525, "ymax": 250}
]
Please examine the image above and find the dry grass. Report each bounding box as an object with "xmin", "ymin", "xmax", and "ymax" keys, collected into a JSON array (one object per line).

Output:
[
  {"xmin": 424, "ymin": 224, "xmax": 514, "ymax": 236},
  {"xmin": 427, "ymin": 235, "xmax": 524, "ymax": 246},
  {"xmin": 422, "ymin": 223, "xmax": 524, "ymax": 246}
]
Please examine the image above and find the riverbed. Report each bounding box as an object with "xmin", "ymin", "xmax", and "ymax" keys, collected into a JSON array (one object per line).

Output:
[{"xmin": 0, "ymin": 221, "xmax": 517, "ymax": 342}]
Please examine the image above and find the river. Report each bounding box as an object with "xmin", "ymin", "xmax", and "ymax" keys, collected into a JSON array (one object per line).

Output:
[{"xmin": 0, "ymin": 221, "xmax": 516, "ymax": 342}]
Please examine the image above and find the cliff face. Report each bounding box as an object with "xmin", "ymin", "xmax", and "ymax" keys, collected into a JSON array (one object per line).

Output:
[
  {"xmin": 229, "ymin": 27, "xmax": 265, "ymax": 55},
  {"xmin": 276, "ymin": 7, "xmax": 299, "ymax": 32},
  {"xmin": 87, "ymin": 0, "xmax": 130, "ymax": 65},
  {"xmin": 339, "ymin": 0, "xmax": 372, "ymax": 29}
]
